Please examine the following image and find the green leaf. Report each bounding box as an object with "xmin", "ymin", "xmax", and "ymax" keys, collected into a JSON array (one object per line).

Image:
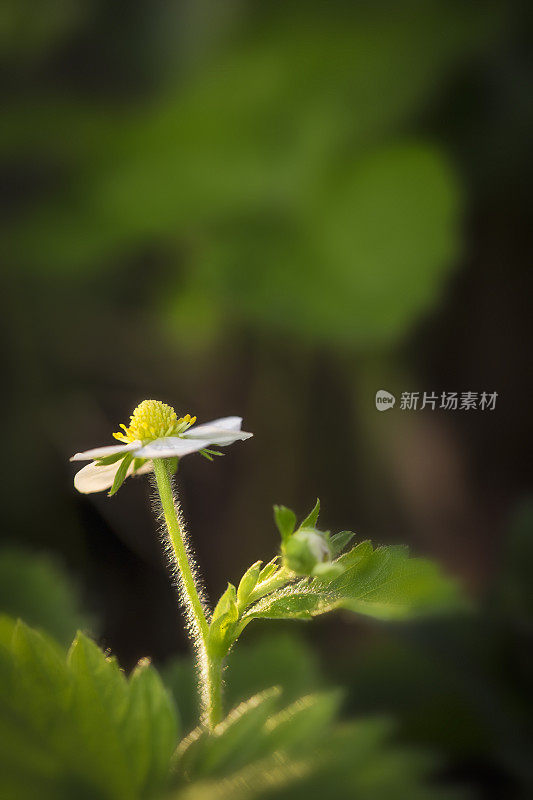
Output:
[
  {"xmin": 319, "ymin": 545, "xmax": 462, "ymax": 620},
  {"xmin": 0, "ymin": 643, "xmax": 67, "ymax": 800},
  {"xmin": 5, "ymin": 622, "xmax": 72, "ymax": 762},
  {"xmin": 329, "ymin": 531, "xmax": 355, "ymax": 558},
  {"xmin": 0, "ymin": 626, "xmax": 75, "ymax": 799},
  {"xmin": 0, "ymin": 625, "xmax": 130, "ymax": 798},
  {"xmin": 242, "ymin": 542, "xmax": 461, "ymax": 625},
  {"xmin": 334, "ymin": 540, "xmax": 373, "ymax": 570},
  {"xmin": 273, "ymin": 505, "xmax": 296, "ymax": 543},
  {"xmin": 0, "ymin": 621, "xmax": 461, "ymax": 800},
  {"xmin": 177, "ymin": 688, "xmax": 281, "ymax": 780},
  {"xmin": 0, "ymin": 613, "xmax": 16, "ymax": 647},
  {"xmin": 11, "ymin": 621, "xmax": 69, "ymax": 699},
  {"xmin": 122, "ymin": 658, "xmax": 179, "ymax": 797},
  {"xmin": 244, "ymin": 592, "xmax": 323, "ymax": 622},
  {"xmin": 174, "ymin": 752, "xmax": 310, "ymax": 800},
  {"xmin": 0, "ymin": 623, "xmax": 181, "ymax": 800},
  {"xmin": 310, "ymin": 562, "xmax": 344, "ymax": 581},
  {"xmin": 67, "ymin": 632, "xmax": 129, "ymax": 719},
  {"xmin": 178, "ymin": 690, "xmax": 341, "ymax": 783},
  {"xmin": 171, "ymin": 701, "xmax": 455, "ymax": 800},
  {"xmin": 299, "ymin": 498, "xmax": 320, "ymax": 530},
  {"xmin": 262, "ymin": 691, "xmax": 342, "ymax": 754},
  {"xmin": 67, "ymin": 632, "xmax": 135, "ymax": 797}
]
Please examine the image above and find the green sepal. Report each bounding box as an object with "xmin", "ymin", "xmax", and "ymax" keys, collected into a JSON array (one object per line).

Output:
[
  {"xmin": 96, "ymin": 452, "xmax": 127, "ymax": 466},
  {"xmin": 108, "ymin": 453, "xmax": 134, "ymax": 496},
  {"xmin": 299, "ymin": 498, "xmax": 320, "ymax": 530},
  {"xmin": 208, "ymin": 584, "xmax": 239, "ymax": 657},
  {"xmin": 211, "ymin": 583, "xmax": 238, "ymax": 626},
  {"xmin": 273, "ymin": 505, "xmax": 296, "ymax": 543},
  {"xmin": 237, "ymin": 561, "xmax": 262, "ymax": 611},
  {"xmin": 200, "ymin": 449, "xmax": 224, "ymax": 462},
  {"xmin": 257, "ymin": 557, "xmax": 279, "ymax": 583},
  {"xmin": 329, "ymin": 530, "xmax": 355, "ymax": 557}
]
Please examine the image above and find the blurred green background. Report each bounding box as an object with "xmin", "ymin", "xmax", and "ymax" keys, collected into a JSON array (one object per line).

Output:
[{"xmin": 1, "ymin": 1, "xmax": 532, "ymax": 797}]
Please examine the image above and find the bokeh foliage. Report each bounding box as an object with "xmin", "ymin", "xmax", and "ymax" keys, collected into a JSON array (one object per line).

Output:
[
  {"xmin": 4, "ymin": 1, "xmax": 503, "ymax": 348},
  {"xmin": 0, "ymin": 617, "xmax": 461, "ymax": 800},
  {"xmin": 1, "ymin": 2, "xmax": 530, "ymax": 799},
  {"xmin": 0, "ymin": 548, "xmax": 92, "ymax": 645}
]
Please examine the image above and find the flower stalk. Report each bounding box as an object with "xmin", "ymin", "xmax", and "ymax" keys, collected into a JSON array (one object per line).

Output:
[
  {"xmin": 72, "ymin": 402, "xmax": 252, "ymax": 729},
  {"xmin": 205, "ymin": 654, "xmax": 223, "ymax": 729},
  {"xmin": 152, "ymin": 458, "xmax": 222, "ymax": 729}
]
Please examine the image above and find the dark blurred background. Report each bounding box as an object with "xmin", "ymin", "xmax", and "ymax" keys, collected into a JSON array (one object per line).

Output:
[{"xmin": 1, "ymin": 1, "xmax": 532, "ymax": 797}]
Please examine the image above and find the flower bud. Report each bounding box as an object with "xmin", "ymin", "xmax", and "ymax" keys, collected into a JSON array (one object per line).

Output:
[{"xmin": 282, "ymin": 528, "xmax": 332, "ymax": 576}]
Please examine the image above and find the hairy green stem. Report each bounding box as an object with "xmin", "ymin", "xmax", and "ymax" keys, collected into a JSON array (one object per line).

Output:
[
  {"xmin": 206, "ymin": 655, "xmax": 223, "ymax": 729},
  {"xmin": 152, "ymin": 458, "xmax": 222, "ymax": 729}
]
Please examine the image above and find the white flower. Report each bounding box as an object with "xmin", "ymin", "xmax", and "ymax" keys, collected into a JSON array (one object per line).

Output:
[{"xmin": 71, "ymin": 400, "xmax": 252, "ymax": 494}]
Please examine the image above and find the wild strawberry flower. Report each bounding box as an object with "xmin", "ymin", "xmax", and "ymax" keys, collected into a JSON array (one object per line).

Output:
[{"xmin": 71, "ymin": 399, "xmax": 252, "ymax": 495}]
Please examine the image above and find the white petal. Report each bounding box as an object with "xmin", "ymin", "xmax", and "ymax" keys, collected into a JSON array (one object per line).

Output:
[
  {"xmin": 182, "ymin": 429, "xmax": 253, "ymax": 445},
  {"xmin": 74, "ymin": 458, "xmax": 153, "ymax": 494},
  {"xmin": 136, "ymin": 427, "xmax": 253, "ymax": 458},
  {"xmin": 134, "ymin": 437, "xmax": 208, "ymax": 459},
  {"xmin": 74, "ymin": 461, "xmax": 122, "ymax": 493},
  {"xmin": 188, "ymin": 416, "xmax": 243, "ymax": 436},
  {"xmin": 70, "ymin": 441, "xmax": 141, "ymax": 462}
]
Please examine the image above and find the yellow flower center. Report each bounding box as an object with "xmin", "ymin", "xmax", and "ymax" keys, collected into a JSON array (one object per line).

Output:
[{"xmin": 113, "ymin": 400, "xmax": 196, "ymax": 443}]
